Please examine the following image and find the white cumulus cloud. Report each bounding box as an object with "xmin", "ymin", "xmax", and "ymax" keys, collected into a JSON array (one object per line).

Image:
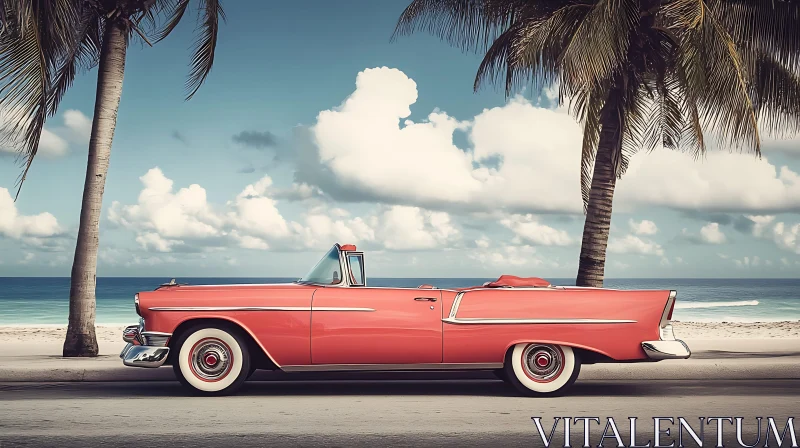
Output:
[
  {"xmin": 746, "ymin": 215, "xmax": 776, "ymax": 237},
  {"xmin": 607, "ymin": 235, "xmax": 665, "ymax": 256},
  {"xmin": 628, "ymin": 219, "xmax": 658, "ymax": 235},
  {"xmin": 296, "ymin": 67, "xmax": 800, "ymax": 215},
  {"xmin": 306, "ymin": 66, "xmax": 584, "ymax": 214},
  {"xmin": 500, "ymin": 214, "xmax": 573, "ymax": 246},
  {"xmin": 772, "ymin": 222, "xmax": 800, "ymax": 255},
  {"xmin": 1, "ymin": 109, "xmax": 91, "ymax": 157},
  {"xmin": 0, "ymin": 188, "xmax": 62, "ymax": 240},
  {"xmin": 700, "ymin": 222, "xmax": 727, "ymax": 244},
  {"xmin": 109, "ymin": 168, "xmax": 225, "ymax": 243},
  {"xmin": 110, "ymin": 168, "xmax": 462, "ymax": 253}
]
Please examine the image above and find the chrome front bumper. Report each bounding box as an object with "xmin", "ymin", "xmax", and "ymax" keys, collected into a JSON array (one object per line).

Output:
[
  {"xmin": 642, "ymin": 324, "xmax": 691, "ymax": 359},
  {"xmin": 120, "ymin": 343, "xmax": 170, "ymax": 368},
  {"xmin": 120, "ymin": 320, "xmax": 171, "ymax": 368}
]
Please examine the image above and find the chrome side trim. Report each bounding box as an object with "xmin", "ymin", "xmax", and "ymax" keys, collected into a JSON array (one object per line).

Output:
[
  {"xmin": 442, "ymin": 317, "xmax": 637, "ymax": 325},
  {"xmin": 448, "ymin": 292, "xmax": 464, "ymax": 319},
  {"xmin": 148, "ymin": 306, "xmax": 313, "ymax": 311},
  {"xmin": 313, "ymin": 307, "xmax": 375, "ymax": 312},
  {"xmin": 177, "ymin": 283, "xmax": 305, "ymax": 288},
  {"xmin": 147, "ymin": 306, "xmax": 374, "ymax": 312},
  {"xmin": 280, "ymin": 362, "xmax": 503, "ymax": 372}
]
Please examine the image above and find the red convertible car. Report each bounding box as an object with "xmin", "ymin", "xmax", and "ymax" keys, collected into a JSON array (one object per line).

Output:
[{"xmin": 120, "ymin": 243, "xmax": 690, "ymax": 396}]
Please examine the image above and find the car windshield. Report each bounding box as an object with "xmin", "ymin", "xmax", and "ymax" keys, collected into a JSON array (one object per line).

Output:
[{"xmin": 297, "ymin": 246, "xmax": 343, "ymax": 285}]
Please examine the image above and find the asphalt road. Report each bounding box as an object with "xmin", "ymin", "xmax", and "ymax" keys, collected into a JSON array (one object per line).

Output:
[{"xmin": 1, "ymin": 378, "xmax": 799, "ymax": 447}]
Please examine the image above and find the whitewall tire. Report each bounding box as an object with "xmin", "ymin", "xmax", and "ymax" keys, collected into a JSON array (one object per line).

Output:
[
  {"xmin": 504, "ymin": 343, "xmax": 581, "ymax": 396},
  {"xmin": 172, "ymin": 325, "xmax": 250, "ymax": 395}
]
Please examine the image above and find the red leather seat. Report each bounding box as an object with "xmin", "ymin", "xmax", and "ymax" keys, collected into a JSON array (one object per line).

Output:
[{"xmin": 484, "ymin": 275, "xmax": 551, "ymax": 288}]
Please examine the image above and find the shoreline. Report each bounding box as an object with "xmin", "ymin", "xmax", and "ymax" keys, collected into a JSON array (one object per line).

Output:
[{"xmin": 2, "ymin": 321, "xmax": 800, "ymax": 343}]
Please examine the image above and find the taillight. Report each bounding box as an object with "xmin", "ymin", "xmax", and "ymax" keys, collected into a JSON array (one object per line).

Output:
[
  {"xmin": 667, "ymin": 297, "xmax": 676, "ymax": 321},
  {"xmin": 134, "ymin": 293, "xmax": 141, "ymax": 316},
  {"xmin": 659, "ymin": 291, "xmax": 678, "ymax": 341},
  {"xmin": 660, "ymin": 290, "xmax": 677, "ymax": 329}
]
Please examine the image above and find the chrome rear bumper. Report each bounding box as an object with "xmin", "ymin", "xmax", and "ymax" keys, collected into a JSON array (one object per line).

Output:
[
  {"xmin": 120, "ymin": 343, "xmax": 170, "ymax": 368},
  {"xmin": 642, "ymin": 340, "xmax": 691, "ymax": 359},
  {"xmin": 642, "ymin": 323, "xmax": 691, "ymax": 359}
]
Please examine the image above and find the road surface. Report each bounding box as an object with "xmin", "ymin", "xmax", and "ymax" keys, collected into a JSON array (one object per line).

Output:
[{"xmin": 1, "ymin": 377, "xmax": 798, "ymax": 447}]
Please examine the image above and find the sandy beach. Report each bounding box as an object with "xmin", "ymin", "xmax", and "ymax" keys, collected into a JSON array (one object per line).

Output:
[{"xmin": 2, "ymin": 321, "xmax": 800, "ymax": 345}]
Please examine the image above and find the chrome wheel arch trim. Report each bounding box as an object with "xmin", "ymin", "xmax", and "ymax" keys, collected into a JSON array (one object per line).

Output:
[{"xmin": 442, "ymin": 317, "xmax": 637, "ymax": 325}]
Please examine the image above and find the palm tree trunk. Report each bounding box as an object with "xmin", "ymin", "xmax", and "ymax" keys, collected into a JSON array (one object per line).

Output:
[
  {"xmin": 575, "ymin": 103, "xmax": 622, "ymax": 288},
  {"xmin": 63, "ymin": 19, "xmax": 128, "ymax": 357}
]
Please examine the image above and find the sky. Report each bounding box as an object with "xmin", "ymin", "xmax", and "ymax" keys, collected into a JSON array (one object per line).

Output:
[{"xmin": 1, "ymin": 0, "xmax": 800, "ymax": 279}]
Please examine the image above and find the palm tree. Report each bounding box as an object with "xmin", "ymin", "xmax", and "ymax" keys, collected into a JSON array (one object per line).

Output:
[
  {"xmin": 393, "ymin": 0, "xmax": 800, "ymax": 287},
  {"xmin": 0, "ymin": 0, "xmax": 225, "ymax": 356}
]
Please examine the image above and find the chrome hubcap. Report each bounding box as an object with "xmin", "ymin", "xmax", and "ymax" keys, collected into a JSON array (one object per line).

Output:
[
  {"xmin": 522, "ymin": 344, "xmax": 562, "ymax": 381},
  {"xmin": 191, "ymin": 339, "xmax": 231, "ymax": 380}
]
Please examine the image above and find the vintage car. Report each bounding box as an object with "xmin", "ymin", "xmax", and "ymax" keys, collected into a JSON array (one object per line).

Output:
[{"xmin": 120, "ymin": 243, "xmax": 691, "ymax": 396}]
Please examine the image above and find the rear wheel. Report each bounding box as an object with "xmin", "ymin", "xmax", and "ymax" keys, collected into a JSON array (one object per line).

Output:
[
  {"xmin": 504, "ymin": 343, "xmax": 581, "ymax": 397},
  {"xmin": 172, "ymin": 325, "xmax": 250, "ymax": 395}
]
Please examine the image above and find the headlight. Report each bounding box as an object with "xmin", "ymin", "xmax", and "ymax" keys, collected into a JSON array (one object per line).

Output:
[{"xmin": 134, "ymin": 293, "xmax": 141, "ymax": 316}]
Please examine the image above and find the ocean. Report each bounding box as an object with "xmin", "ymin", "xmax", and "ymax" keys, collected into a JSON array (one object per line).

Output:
[{"xmin": 0, "ymin": 277, "xmax": 798, "ymax": 325}]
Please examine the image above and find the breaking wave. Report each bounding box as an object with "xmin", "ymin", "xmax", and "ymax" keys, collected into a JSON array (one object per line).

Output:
[{"xmin": 675, "ymin": 300, "xmax": 759, "ymax": 309}]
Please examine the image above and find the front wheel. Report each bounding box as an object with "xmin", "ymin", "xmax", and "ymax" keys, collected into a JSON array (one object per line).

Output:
[
  {"xmin": 172, "ymin": 325, "xmax": 251, "ymax": 395},
  {"xmin": 504, "ymin": 343, "xmax": 581, "ymax": 397}
]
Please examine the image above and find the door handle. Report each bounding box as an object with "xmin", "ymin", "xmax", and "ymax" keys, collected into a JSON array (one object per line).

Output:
[{"xmin": 414, "ymin": 297, "xmax": 437, "ymax": 302}]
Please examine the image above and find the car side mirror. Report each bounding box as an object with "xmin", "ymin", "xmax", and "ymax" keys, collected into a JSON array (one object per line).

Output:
[{"xmin": 332, "ymin": 271, "xmax": 340, "ymax": 284}]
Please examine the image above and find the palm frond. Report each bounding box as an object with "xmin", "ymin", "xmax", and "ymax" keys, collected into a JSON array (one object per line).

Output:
[
  {"xmin": 47, "ymin": 10, "xmax": 102, "ymax": 116},
  {"xmin": 559, "ymin": 0, "xmax": 638, "ymax": 91},
  {"xmin": 392, "ymin": 0, "xmax": 532, "ymax": 53},
  {"xmin": 475, "ymin": 4, "xmax": 589, "ymax": 95},
  {"xmin": 614, "ymin": 78, "xmax": 648, "ymax": 180},
  {"xmin": 713, "ymin": 0, "xmax": 800, "ymax": 71},
  {"xmin": 673, "ymin": 0, "xmax": 761, "ymax": 155},
  {"xmin": 0, "ymin": 0, "xmax": 83, "ymax": 198},
  {"xmin": 642, "ymin": 76, "xmax": 684, "ymax": 151},
  {"xmin": 185, "ymin": 0, "xmax": 224, "ymax": 100},
  {"xmin": 0, "ymin": 5, "xmax": 50, "ymax": 199},
  {"xmin": 673, "ymin": 64, "xmax": 707, "ymax": 157},
  {"xmin": 749, "ymin": 49, "xmax": 800, "ymax": 137},
  {"xmin": 152, "ymin": 0, "xmax": 189, "ymax": 43}
]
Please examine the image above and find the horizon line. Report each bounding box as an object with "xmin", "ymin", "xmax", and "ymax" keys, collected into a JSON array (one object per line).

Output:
[{"xmin": 0, "ymin": 276, "xmax": 798, "ymax": 280}]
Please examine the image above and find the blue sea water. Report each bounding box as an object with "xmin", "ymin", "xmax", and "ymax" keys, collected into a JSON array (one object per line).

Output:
[{"xmin": 0, "ymin": 277, "xmax": 798, "ymax": 325}]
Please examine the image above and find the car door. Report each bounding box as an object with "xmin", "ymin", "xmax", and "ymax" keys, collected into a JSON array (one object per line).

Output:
[{"xmin": 310, "ymin": 287, "xmax": 443, "ymax": 365}]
